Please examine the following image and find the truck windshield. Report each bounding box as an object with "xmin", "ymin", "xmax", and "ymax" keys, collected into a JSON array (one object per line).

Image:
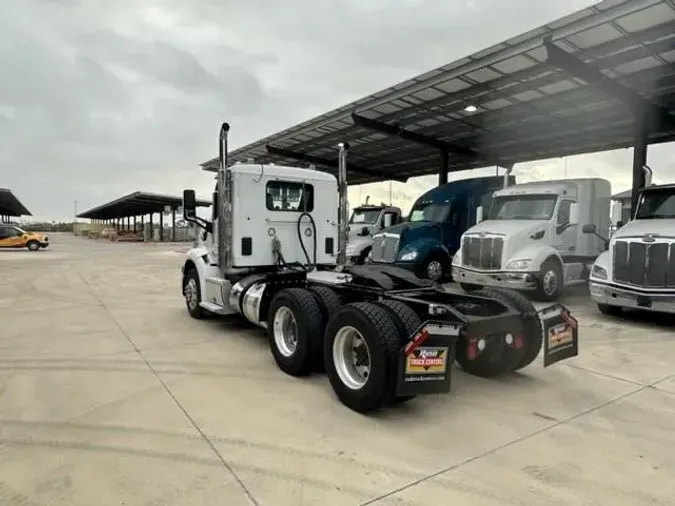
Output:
[
  {"xmin": 635, "ymin": 189, "xmax": 675, "ymax": 219},
  {"xmin": 349, "ymin": 208, "xmax": 380, "ymax": 224},
  {"xmin": 409, "ymin": 202, "xmax": 450, "ymax": 223},
  {"xmin": 488, "ymin": 195, "xmax": 557, "ymax": 220}
]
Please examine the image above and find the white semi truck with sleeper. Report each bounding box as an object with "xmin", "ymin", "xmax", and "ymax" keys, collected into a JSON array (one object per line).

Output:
[
  {"xmin": 180, "ymin": 122, "xmax": 580, "ymax": 413},
  {"xmin": 452, "ymin": 178, "xmax": 611, "ymax": 301}
]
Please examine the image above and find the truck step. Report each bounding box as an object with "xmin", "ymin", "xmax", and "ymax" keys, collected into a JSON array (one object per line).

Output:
[{"xmin": 199, "ymin": 301, "xmax": 232, "ymax": 315}]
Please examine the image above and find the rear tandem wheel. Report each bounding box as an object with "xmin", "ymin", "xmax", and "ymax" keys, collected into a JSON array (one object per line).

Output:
[{"xmin": 324, "ymin": 302, "xmax": 402, "ymax": 413}]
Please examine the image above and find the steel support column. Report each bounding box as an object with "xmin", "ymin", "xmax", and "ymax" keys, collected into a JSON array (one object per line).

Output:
[
  {"xmin": 172, "ymin": 208, "xmax": 176, "ymax": 241},
  {"xmin": 149, "ymin": 213, "xmax": 153, "ymax": 241},
  {"xmin": 439, "ymin": 150, "xmax": 449, "ymax": 186},
  {"xmin": 133, "ymin": 216, "xmax": 137, "ymax": 232},
  {"xmin": 159, "ymin": 212, "xmax": 164, "ymax": 242}
]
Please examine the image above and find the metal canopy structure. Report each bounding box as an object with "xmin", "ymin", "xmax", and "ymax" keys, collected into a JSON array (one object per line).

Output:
[
  {"xmin": 0, "ymin": 188, "xmax": 32, "ymax": 219},
  {"xmin": 201, "ymin": 0, "xmax": 675, "ymax": 202},
  {"xmin": 77, "ymin": 191, "xmax": 210, "ymax": 220}
]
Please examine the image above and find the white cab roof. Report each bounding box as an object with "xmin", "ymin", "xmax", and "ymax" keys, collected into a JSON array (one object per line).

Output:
[
  {"xmin": 230, "ymin": 163, "xmax": 337, "ymax": 183},
  {"xmin": 494, "ymin": 178, "xmax": 609, "ymax": 197}
]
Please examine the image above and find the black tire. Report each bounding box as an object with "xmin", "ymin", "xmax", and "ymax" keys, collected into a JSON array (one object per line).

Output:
[
  {"xmin": 480, "ymin": 287, "xmax": 543, "ymax": 371},
  {"xmin": 324, "ymin": 302, "xmax": 401, "ymax": 413},
  {"xmin": 26, "ymin": 240, "xmax": 40, "ymax": 251},
  {"xmin": 459, "ymin": 282, "xmax": 483, "ymax": 292},
  {"xmin": 356, "ymin": 247, "xmax": 371, "ymax": 265},
  {"xmin": 455, "ymin": 287, "xmax": 541, "ymax": 377},
  {"xmin": 375, "ymin": 299, "xmax": 422, "ymax": 405},
  {"xmin": 597, "ymin": 303, "xmax": 622, "ymax": 316},
  {"xmin": 308, "ymin": 286, "xmax": 343, "ymax": 372},
  {"xmin": 534, "ymin": 257, "xmax": 563, "ymax": 302},
  {"xmin": 183, "ymin": 268, "xmax": 206, "ymax": 319},
  {"xmin": 267, "ymin": 288, "xmax": 323, "ymax": 377}
]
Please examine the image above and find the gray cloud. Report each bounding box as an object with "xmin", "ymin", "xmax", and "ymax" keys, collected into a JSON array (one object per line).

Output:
[{"xmin": 1, "ymin": 0, "xmax": 673, "ymax": 220}]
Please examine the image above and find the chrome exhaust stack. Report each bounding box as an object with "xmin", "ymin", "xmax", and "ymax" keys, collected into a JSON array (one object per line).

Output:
[
  {"xmin": 337, "ymin": 142, "xmax": 349, "ymax": 266},
  {"xmin": 218, "ymin": 122, "xmax": 233, "ymax": 276}
]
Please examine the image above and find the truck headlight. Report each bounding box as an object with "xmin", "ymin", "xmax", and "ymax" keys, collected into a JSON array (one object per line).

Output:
[
  {"xmin": 345, "ymin": 245, "xmax": 355, "ymax": 256},
  {"xmin": 399, "ymin": 251, "xmax": 418, "ymax": 261},
  {"xmin": 591, "ymin": 264, "xmax": 608, "ymax": 280},
  {"xmin": 452, "ymin": 254, "xmax": 460, "ymax": 266},
  {"xmin": 506, "ymin": 259, "xmax": 531, "ymax": 270}
]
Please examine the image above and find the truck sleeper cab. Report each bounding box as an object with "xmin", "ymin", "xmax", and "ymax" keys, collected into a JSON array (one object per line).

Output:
[
  {"xmin": 589, "ymin": 182, "xmax": 675, "ymax": 315},
  {"xmin": 369, "ymin": 175, "xmax": 513, "ymax": 282},
  {"xmin": 180, "ymin": 122, "xmax": 581, "ymax": 414},
  {"xmin": 453, "ymin": 178, "xmax": 611, "ymax": 301}
]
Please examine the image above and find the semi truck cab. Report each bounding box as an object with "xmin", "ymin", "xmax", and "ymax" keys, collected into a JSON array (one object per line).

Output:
[
  {"xmin": 589, "ymin": 180, "xmax": 675, "ymax": 315},
  {"xmin": 452, "ymin": 178, "xmax": 611, "ymax": 301},
  {"xmin": 345, "ymin": 203, "xmax": 402, "ymax": 264},
  {"xmin": 369, "ymin": 175, "xmax": 513, "ymax": 281}
]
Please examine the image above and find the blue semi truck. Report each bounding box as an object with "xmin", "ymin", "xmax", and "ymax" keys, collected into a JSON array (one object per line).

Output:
[{"xmin": 369, "ymin": 175, "xmax": 515, "ymax": 281}]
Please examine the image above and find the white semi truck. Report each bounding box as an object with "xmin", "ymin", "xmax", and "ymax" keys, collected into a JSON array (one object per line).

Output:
[
  {"xmin": 345, "ymin": 201, "xmax": 402, "ymax": 264},
  {"xmin": 180, "ymin": 122, "xmax": 580, "ymax": 413},
  {"xmin": 588, "ymin": 168, "xmax": 675, "ymax": 315},
  {"xmin": 452, "ymin": 178, "xmax": 611, "ymax": 301}
]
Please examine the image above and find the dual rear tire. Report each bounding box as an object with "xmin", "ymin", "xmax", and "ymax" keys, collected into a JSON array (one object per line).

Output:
[{"xmin": 267, "ymin": 288, "xmax": 420, "ymax": 413}]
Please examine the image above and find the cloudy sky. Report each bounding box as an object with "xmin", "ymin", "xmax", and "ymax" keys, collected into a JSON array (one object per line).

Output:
[{"xmin": 2, "ymin": 0, "xmax": 675, "ymax": 222}]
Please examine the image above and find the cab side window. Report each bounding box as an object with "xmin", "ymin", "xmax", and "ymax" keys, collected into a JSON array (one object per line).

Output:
[
  {"xmin": 380, "ymin": 211, "xmax": 398, "ymax": 228},
  {"xmin": 557, "ymin": 200, "xmax": 572, "ymax": 225},
  {"xmin": 0, "ymin": 227, "xmax": 8, "ymax": 239}
]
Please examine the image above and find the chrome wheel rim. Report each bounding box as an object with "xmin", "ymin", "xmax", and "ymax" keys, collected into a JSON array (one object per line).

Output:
[
  {"xmin": 427, "ymin": 260, "xmax": 443, "ymax": 281},
  {"xmin": 333, "ymin": 326, "xmax": 371, "ymax": 390},
  {"xmin": 543, "ymin": 269, "xmax": 558, "ymax": 296},
  {"xmin": 273, "ymin": 306, "xmax": 298, "ymax": 357},
  {"xmin": 185, "ymin": 278, "xmax": 199, "ymax": 309}
]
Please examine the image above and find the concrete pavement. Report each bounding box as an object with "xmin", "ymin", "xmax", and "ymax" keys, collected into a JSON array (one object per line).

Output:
[{"xmin": 1, "ymin": 233, "xmax": 674, "ymax": 505}]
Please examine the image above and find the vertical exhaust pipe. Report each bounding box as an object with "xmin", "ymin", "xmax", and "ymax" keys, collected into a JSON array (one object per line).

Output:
[
  {"xmin": 503, "ymin": 166, "xmax": 513, "ymax": 188},
  {"xmin": 642, "ymin": 165, "xmax": 653, "ymax": 187},
  {"xmin": 337, "ymin": 142, "xmax": 349, "ymax": 266},
  {"xmin": 218, "ymin": 122, "xmax": 232, "ymax": 275}
]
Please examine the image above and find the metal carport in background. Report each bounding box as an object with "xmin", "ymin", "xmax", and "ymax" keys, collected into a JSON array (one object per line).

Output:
[
  {"xmin": 202, "ymin": 0, "xmax": 675, "ymax": 216},
  {"xmin": 77, "ymin": 191, "xmax": 211, "ymax": 242},
  {"xmin": 0, "ymin": 188, "xmax": 32, "ymax": 222}
]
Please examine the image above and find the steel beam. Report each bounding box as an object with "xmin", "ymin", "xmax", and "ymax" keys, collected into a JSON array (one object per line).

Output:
[
  {"xmin": 632, "ymin": 115, "xmax": 648, "ymax": 217},
  {"xmin": 543, "ymin": 37, "xmax": 675, "ymax": 131},
  {"xmin": 265, "ymin": 145, "xmax": 407, "ymax": 183},
  {"xmin": 351, "ymin": 112, "xmax": 508, "ymax": 169}
]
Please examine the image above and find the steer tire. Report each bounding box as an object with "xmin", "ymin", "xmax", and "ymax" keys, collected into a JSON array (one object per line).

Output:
[
  {"xmin": 183, "ymin": 268, "xmax": 206, "ymax": 319},
  {"xmin": 26, "ymin": 240, "xmax": 40, "ymax": 252},
  {"xmin": 308, "ymin": 286, "xmax": 343, "ymax": 372},
  {"xmin": 481, "ymin": 287, "xmax": 543, "ymax": 372},
  {"xmin": 375, "ymin": 299, "xmax": 422, "ymax": 405},
  {"xmin": 268, "ymin": 288, "xmax": 323, "ymax": 377},
  {"xmin": 324, "ymin": 302, "xmax": 401, "ymax": 413}
]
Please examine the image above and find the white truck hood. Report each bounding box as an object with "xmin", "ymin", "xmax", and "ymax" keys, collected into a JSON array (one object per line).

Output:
[
  {"xmin": 613, "ymin": 219, "xmax": 675, "ymax": 239},
  {"xmin": 465, "ymin": 219, "xmax": 549, "ymax": 237}
]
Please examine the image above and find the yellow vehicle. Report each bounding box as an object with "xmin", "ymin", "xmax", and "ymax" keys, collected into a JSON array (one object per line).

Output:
[{"xmin": 0, "ymin": 224, "xmax": 49, "ymax": 251}]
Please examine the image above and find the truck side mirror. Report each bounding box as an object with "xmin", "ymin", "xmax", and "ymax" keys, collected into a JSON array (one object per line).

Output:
[
  {"xmin": 476, "ymin": 206, "xmax": 484, "ymax": 223},
  {"xmin": 568, "ymin": 203, "xmax": 580, "ymax": 226},
  {"xmin": 610, "ymin": 201, "xmax": 622, "ymax": 226},
  {"xmin": 183, "ymin": 189, "xmax": 197, "ymax": 219},
  {"xmin": 582, "ymin": 224, "xmax": 596, "ymax": 234}
]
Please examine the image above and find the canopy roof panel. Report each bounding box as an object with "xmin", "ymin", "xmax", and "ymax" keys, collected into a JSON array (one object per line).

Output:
[
  {"xmin": 78, "ymin": 191, "xmax": 211, "ymax": 220},
  {"xmin": 0, "ymin": 188, "xmax": 32, "ymax": 217},
  {"xmin": 201, "ymin": 0, "xmax": 675, "ymax": 185}
]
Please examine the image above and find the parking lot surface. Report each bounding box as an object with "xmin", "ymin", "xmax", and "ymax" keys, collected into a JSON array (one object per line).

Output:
[{"xmin": 1, "ymin": 233, "xmax": 674, "ymax": 506}]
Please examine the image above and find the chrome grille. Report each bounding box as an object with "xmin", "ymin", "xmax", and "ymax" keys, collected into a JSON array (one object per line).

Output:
[
  {"xmin": 613, "ymin": 239, "xmax": 675, "ymax": 288},
  {"xmin": 462, "ymin": 235, "xmax": 503, "ymax": 270},
  {"xmin": 370, "ymin": 234, "xmax": 399, "ymax": 263}
]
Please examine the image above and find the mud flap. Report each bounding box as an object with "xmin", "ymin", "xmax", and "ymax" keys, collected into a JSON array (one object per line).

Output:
[
  {"xmin": 540, "ymin": 304, "xmax": 579, "ymax": 367},
  {"xmin": 395, "ymin": 321, "xmax": 460, "ymax": 397}
]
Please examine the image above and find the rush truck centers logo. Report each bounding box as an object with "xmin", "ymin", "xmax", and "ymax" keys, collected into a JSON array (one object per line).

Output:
[{"xmin": 405, "ymin": 347, "xmax": 447, "ymax": 375}]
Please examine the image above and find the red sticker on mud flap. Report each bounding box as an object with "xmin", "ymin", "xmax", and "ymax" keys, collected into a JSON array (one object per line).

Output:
[
  {"xmin": 404, "ymin": 328, "xmax": 430, "ymax": 357},
  {"xmin": 561, "ymin": 311, "xmax": 578, "ymax": 329}
]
